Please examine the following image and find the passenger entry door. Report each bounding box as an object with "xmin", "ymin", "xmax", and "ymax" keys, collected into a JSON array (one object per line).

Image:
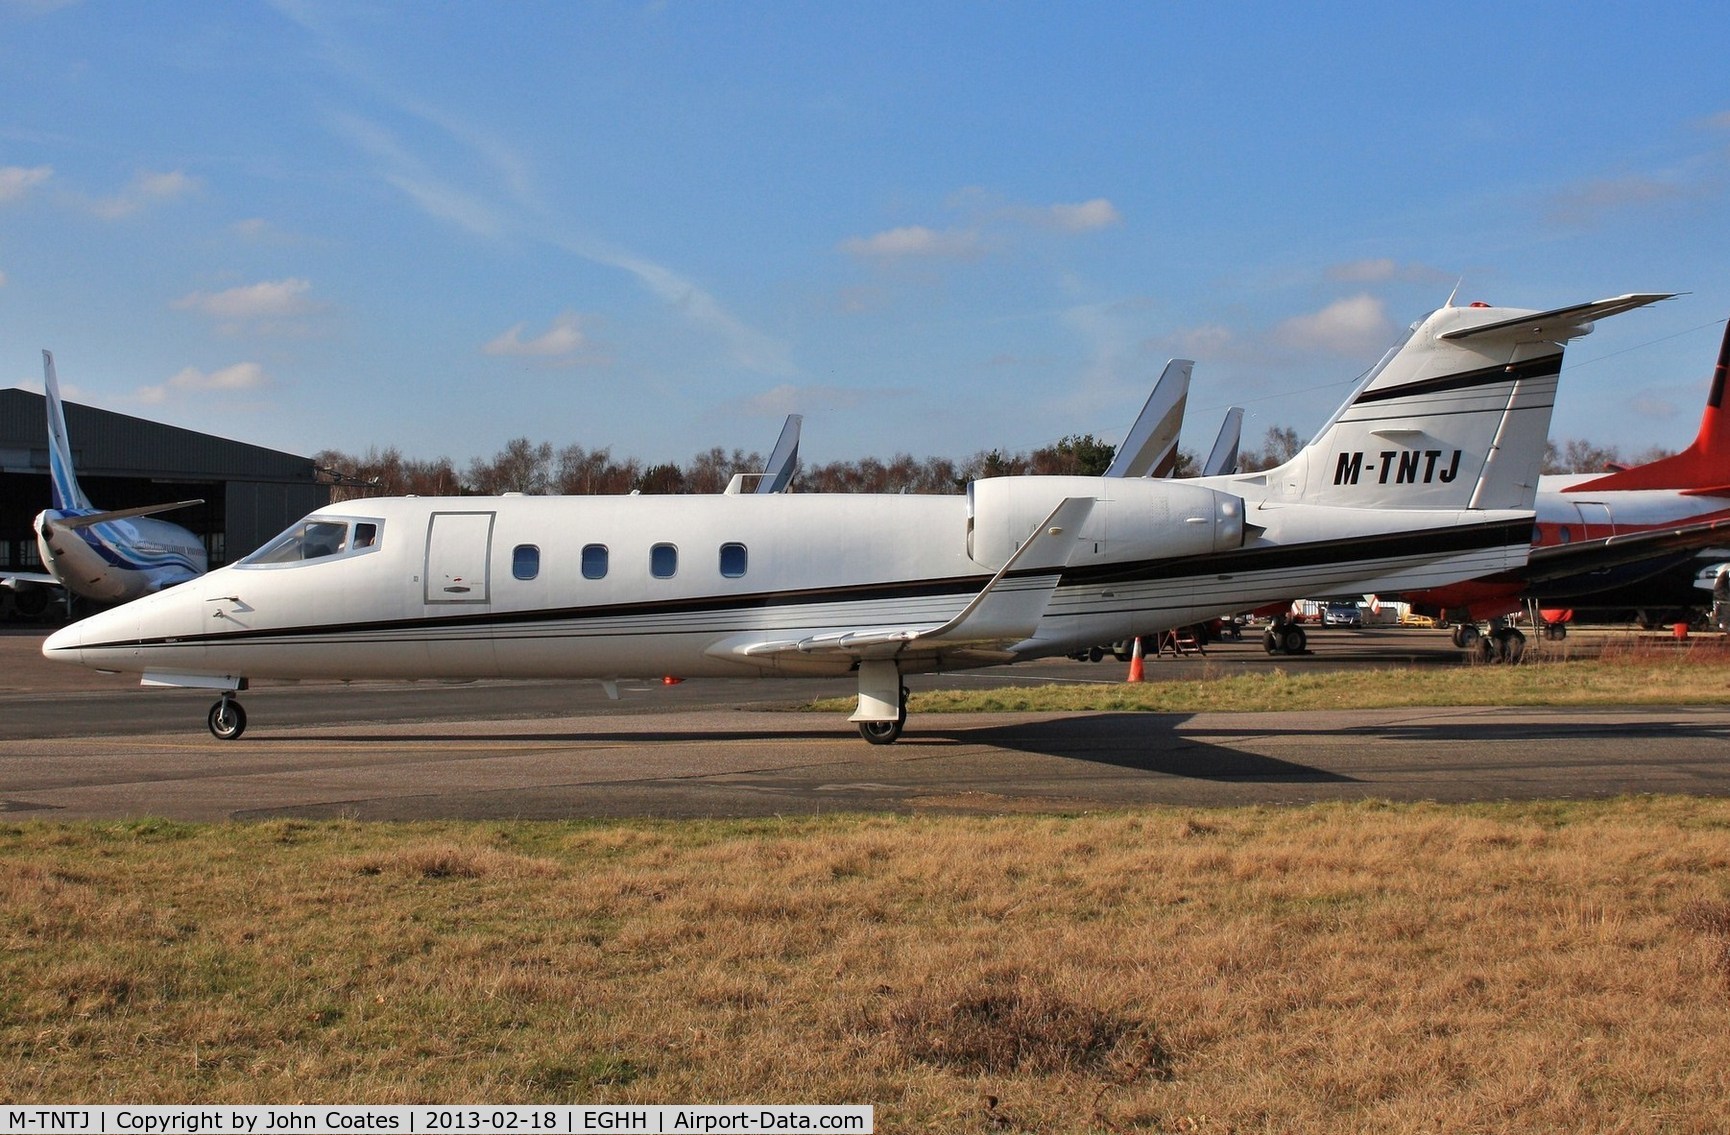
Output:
[{"xmin": 424, "ymin": 511, "xmax": 494, "ymax": 604}]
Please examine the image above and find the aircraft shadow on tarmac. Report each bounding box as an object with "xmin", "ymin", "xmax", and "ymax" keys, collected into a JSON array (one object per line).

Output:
[
  {"xmin": 267, "ymin": 712, "xmax": 1358, "ymax": 784},
  {"xmin": 953, "ymin": 714, "xmax": 1359, "ymax": 782}
]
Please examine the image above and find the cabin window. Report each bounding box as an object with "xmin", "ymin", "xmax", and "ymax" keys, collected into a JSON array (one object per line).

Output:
[
  {"xmin": 1559, "ymin": 526, "xmax": 1572, "ymax": 545},
  {"xmin": 719, "ymin": 542, "xmax": 747, "ymax": 578},
  {"xmin": 582, "ymin": 544, "xmax": 608, "ymax": 580},
  {"xmin": 512, "ymin": 544, "xmax": 540, "ymax": 580},
  {"xmin": 353, "ymin": 523, "xmax": 378, "ymax": 549},
  {"xmin": 651, "ymin": 543, "xmax": 678, "ymax": 579}
]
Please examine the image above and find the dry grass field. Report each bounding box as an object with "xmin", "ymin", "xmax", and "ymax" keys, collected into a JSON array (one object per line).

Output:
[{"xmin": 5, "ymin": 799, "xmax": 1730, "ymax": 1131}]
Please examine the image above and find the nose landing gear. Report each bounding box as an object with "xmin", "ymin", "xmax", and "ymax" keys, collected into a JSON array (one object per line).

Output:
[{"xmin": 207, "ymin": 694, "xmax": 247, "ymax": 740}]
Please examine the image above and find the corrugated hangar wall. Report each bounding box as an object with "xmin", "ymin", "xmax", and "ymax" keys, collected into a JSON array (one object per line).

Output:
[{"xmin": 0, "ymin": 388, "xmax": 330, "ymax": 570}]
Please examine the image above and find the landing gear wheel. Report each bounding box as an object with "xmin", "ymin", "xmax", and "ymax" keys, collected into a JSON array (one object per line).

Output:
[
  {"xmin": 1451, "ymin": 624, "xmax": 1481, "ymax": 650},
  {"xmin": 1493, "ymin": 627, "xmax": 1526, "ymax": 664},
  {"xmin": 207, "ymin": 697, "xmax": 247, "ymax": 741},
  {"xmin": 1264, "ymin": 629, "xmax": 1281, "ymax": 655},
  {"xmin": 1544, "ymin": 622, "xmax": 1567, "ymax": 642},
  {"xmin": 1280, "ymin": 626, "xmax": 1306, "ymax": 655},
  {"xmin": 858, "ymin": 718, "xmax": 903, "ymax": 745},
  {"xmin": 1473, "ymin": 636, "xmax": 1496, "ymax": 664},
  {"xmin": 857, "ymin": 685, "xmax": 909, "ymax": 745}
]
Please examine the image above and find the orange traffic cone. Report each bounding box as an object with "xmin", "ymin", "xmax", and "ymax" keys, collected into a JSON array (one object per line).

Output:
[{"xmin": 1126, "ymin": 635, "xmax": 1145, "ymax": 683}]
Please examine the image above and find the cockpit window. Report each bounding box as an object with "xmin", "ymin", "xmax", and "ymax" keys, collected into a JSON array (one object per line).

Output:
[{"xmin": 240, "ymin": 518, "xmax": 383, "ymax": 566}]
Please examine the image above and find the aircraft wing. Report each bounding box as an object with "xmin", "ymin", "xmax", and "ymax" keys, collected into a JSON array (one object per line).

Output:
[
  {"xmin": 720, "ymin": 497, "xmax": 1097, "ymax": 661},
  {"xmin": 50, "ymin": 500, "xmax": 204, "ymax": 530},
  {"xmin": 1520, "ymin": 514, "xmax": 1730, "ymax": 586}
]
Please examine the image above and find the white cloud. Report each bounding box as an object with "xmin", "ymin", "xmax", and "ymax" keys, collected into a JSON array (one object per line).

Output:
[
  {"xmin": 1546, "ymin": 175, "xmax": 1690, "ymax": 226},
  {"xmin": 740, "ymin": 383, "xmax": 871, "ymax": 416},
  {"xmin": 484, "ymin": 312, "xmax": 591, "ymax": 358},
  {"xmin": 0, "ymin": 165, "xmax": 52, "ymax": 205},
  {"xmin": 1327, "ymin": 258, "xmax": 1455, "ymax": 285},
  {"xmin": 90, "ymin": 168, "xmax": 200, "ymax": 219},
  {"xmin": 136, "ymin": 362, "xmax": 269, "ymax": 405},
  {"xmin": 174, "ymin": 278, "xmax": 318, "ymax": 320},
  {"xmin": 1274, "ymin": 294, "xmax": 1396, "ymax": 355},
  {"xmin": 1046, "ymin": 198, "xmax": 1122, "ymax": 232},
  {"xmin": 838, "ymin": 224, "xmax": 987, "ymax": 261}
]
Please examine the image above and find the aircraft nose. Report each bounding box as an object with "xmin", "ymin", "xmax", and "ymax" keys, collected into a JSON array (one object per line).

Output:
[{"xmin": 42, "ymin": 620, "xmax": 85, "ymax": 664}]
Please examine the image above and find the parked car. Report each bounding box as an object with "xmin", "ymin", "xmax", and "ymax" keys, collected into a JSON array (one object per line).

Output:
[{"xmin": 1323, "ymin": 602, "xmax": 1364, "ymax": 627}]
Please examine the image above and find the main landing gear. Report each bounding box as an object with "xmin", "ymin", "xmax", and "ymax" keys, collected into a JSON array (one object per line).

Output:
[
  {"xmin": 1449, "ymin": 620, "xmax": 1526, "ymax": 663},
  {"xmin": 852, "ymin": 659, "xmax": 910, "ymax": 744},
  {"xmin": 1262, "ymin": 613, "xmax": 1307, "ymax": 656},
  {"xmin": 207, "ymin": 693, "xmax": 247, "ymax": 740}
]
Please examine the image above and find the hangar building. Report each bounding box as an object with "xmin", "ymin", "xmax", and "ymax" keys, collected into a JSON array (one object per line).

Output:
[{"xmin": 1, "ymin": 389, "xmax": 329, "ymax": 607}]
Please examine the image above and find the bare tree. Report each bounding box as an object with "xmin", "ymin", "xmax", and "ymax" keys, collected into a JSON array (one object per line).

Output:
[{"xmin": 467, "ymin": 438, "xmax": 554, "ymax": 494}]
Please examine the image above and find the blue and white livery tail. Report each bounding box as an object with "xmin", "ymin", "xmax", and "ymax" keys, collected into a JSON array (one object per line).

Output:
[
  {"xmin": 43, "ymin": 350, "xmax": 95, "ymax": 513},
  {"xmin": 29, "ymin": 351, "xmax": 210, "ymax": 604}
]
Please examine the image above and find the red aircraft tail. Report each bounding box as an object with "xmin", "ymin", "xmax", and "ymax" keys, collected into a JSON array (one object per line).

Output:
[{"xmin": 1567, "ymin": 317, "xmax": 1730, "ymax": 495}]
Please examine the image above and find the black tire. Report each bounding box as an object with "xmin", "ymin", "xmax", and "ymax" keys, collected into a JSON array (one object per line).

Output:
[
  {"xmin": 1088, "ymin": 646, "xmax": 1104, "ymax": 663},
  {"xmin": 858, "ymin": 719, "xmax": 902, "ymax": 745},
  {"xmin": 1281, "ymin": 626, "xmax": 1306, "ymax": 655},
  {"xmin": 208, "ymin": 699, "xmax": 247, "ymax": 741},
  {"xmin": 1264, "ymin": 630, "xmax": 1281, "ymax": 655},
  {"xmin": 1495, "ymin": 627, "xmax": 1526, "ymax": 664}
]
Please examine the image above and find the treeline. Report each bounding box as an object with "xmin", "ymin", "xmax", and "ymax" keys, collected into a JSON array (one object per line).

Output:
[{"xmin": 314, "ymin": 427, "xmax": 1670, "ymax": 501}]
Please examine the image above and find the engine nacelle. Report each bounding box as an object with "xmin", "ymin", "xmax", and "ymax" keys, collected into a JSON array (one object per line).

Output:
[{"xmin": 967, "ymin": 476, "xmax": 1245, "ymax": 571}]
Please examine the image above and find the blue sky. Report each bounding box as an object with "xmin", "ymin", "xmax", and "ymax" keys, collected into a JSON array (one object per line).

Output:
[{"xmin": 3, "ymin": 1, "xmax": 1729, "ymax": 470}]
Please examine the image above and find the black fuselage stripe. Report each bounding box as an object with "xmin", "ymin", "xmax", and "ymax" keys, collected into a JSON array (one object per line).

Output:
[{"xmin": 1353, "ymin": 355, "xmax": 1561, "ymax": 406}]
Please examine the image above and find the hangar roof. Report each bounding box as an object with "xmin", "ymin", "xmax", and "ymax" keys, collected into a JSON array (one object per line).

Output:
[{"xmin": 0, "ymin": 389, "xmax": 314, "ymax": 483}]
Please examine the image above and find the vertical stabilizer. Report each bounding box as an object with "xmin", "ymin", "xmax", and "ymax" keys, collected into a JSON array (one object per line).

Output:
[
  {"xmin": 755, "ymin": 413, "xmax": 802, "ymax": 494},
  {"xmin": 1255, "ymin": 295, "xmax": 1673, "ymax": 511},
  {"xmin": 42, "ymin": 350, "xmax": 94, "ymax": 513},
  {"xmin": 1201, "ymin": 407, "xmax": 1244, "ymax": 477},
  {"xmin": 1565, "ymin": 316, "xmax": 1730, "ymax": 493},
  {"xmin": 1105, "ymin": 359, "xmax": 1193, "ymax": 478}
]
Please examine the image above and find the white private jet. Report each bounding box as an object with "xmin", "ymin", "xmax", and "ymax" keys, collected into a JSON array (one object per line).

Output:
[
  {"xmin": 1, "ymin": 351, "xmax": 207, "ymax": 608},
  {"xmin": 44, "ymin": 293, "xmax": 1670, "ymax": 742}
]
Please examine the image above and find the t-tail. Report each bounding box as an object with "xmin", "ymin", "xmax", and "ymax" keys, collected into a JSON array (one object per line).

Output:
[
  {"xmin": 43, "ymin": 350, "xmax": 95, "ymax": 513},
  {"xmin": 1562, "ymin": 313, "xmax": 1730, "ymax": 495},
  {"xmin": 1244, "ymin": 294, "xmax": 1675, "ymax": 512}
]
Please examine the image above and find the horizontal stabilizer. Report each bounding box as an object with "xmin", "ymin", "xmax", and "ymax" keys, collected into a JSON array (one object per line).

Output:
[
  {"xmin": 1439, "ymin": 293, "xmax": 1676, "ymax": 342},
  {"xmin": 1, "ymin": 572, "xmax": 62, "ymax": 590},
  {"xmin": 52, "ymin": 500, "xmax": 204, "ymax": 530}
]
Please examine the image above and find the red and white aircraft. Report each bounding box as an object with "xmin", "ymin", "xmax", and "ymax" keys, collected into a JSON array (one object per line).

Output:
[{"xmin": 1404, "ymin": 311, "xmax": 1730, "ymax": 655}]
